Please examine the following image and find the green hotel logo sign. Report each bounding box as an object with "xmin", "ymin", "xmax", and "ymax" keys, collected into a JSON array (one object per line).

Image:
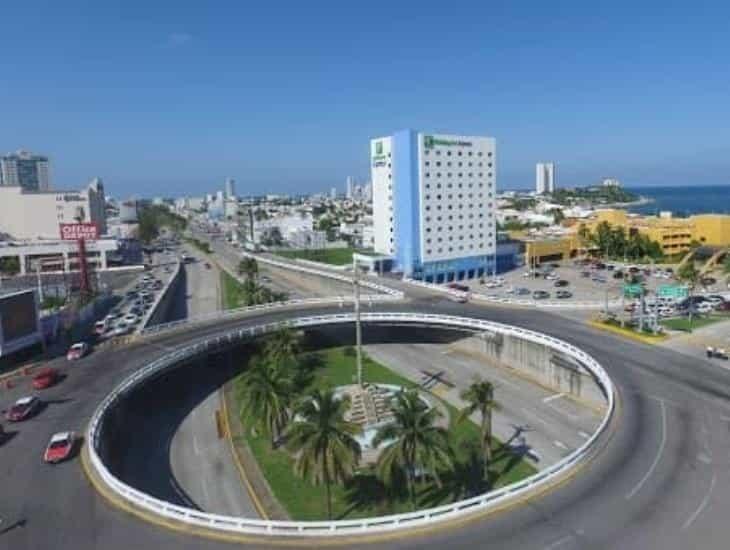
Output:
[
  {"xmin": 375, "ymin": 141, "xmax": 383, "ymax": 155},
  {"xmin": 423, "ymin": 135, "xmax": 473, "ymax": 148}
]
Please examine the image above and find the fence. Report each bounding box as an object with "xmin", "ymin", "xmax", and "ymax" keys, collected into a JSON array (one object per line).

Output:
[{"xmin": 87, "ymin": 312, "xmax": 615, "ymax": 538}]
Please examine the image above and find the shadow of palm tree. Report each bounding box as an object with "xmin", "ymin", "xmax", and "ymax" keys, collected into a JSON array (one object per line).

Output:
[
  {"xmin": 419, "ymin": 442, "xmax": 489, "ymax": 507},
  {"xmin": 340, "ymin": 470, "xmax": 408, "ymax": 519}
]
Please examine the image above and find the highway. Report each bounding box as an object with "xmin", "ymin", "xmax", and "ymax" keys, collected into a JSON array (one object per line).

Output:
[{"xmin": 4, "ymin": 271, "xmax": 730, "ymax": 548}]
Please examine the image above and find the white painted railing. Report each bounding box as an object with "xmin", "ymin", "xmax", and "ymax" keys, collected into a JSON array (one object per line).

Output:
[
  {"xmin": 244, "ymin": 251, "xmax": 405, "ymax": 298},
  {"xmin": 87, "ymin": 312, "xmax": 614, "ymax": 538},
  {"xmin": 138, "ymin": 294, "xmax": 402, "ymax": 337}
]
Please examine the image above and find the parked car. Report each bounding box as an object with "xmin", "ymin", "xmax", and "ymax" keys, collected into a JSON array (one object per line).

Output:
[
  {"xmin": 545, "ymin": 273, "xmax": 559, "ymax": 281},
  {"xmin": 554, "ymin": 280, "xmax": 569, "ymax": 287},
  {"xmin": 533, "ymin": 290, "xmax": 550, "ymax": 300},
  {"xmin": 448, "ymin": 294, "xmax": 468, "ymax": 303},
  {"xmin": 44, "ymin": 431, "xmax": 76, "ymax": 464},
  {"xmin": 448, "ymin": 283, "xmax": 470, "ymax": 292},
  {"xmin": 515, "ymin": 287, "xmax": 531, "ymax": 296},
  {"xmin": 592, "ymin": 276, "xmax": 607, "ymax": 283},
  {"xmin": 6, "ymin": 396, "xmax": 41, "ymax": 421},
  {"xmin": 32, "ymin": 368, "xmax": 60, "ymax": 390},
  {"xmin": 66, "ymin": 342, "xmax": 89, "ymax": 361},
  {"xmin": 613, "ymin": 270, "xmax": 625, "ymax": 280},
  {"xmin": 556, "ymin": 290, "xmax": 573, "ymax": 299}
]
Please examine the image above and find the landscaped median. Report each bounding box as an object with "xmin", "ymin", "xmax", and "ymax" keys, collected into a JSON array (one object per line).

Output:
[
  {"xmin": 222, "ymin": 344, "xmax": 536, "ymax": 521},
  {"xmin": 273, "ymin": 247, "xmax": 360, "ymax": 266},
  {"xmin": 588, "ymin": 318, "xmax": 668, "ymax": 344}
]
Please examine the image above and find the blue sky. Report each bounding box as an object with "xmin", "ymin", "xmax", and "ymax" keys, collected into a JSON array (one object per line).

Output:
[{"xmin": 1, "ymin": 1, "xmax": 729, "ymax": 197}]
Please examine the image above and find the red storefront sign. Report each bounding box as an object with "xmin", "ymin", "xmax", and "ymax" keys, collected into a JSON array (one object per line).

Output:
[{"xmin": 59, "ymin": 223, "xmax": 99, "ymax": 241}]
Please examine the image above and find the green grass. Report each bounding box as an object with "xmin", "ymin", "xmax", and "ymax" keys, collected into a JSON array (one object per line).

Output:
[
  {"xmin": 220, "ymin": 270, "xmax": 246, "ymax": 310},
  {"xmin": 234, "ymin": 347, "xmax": 537, "ymax": 520},
  {"xmin": 660, "ymin": 314, "xmax": 730, "ymax": 332},
  {"xmin": 274, "ymin": 248, "xmax": 360, "ymax": 266}
]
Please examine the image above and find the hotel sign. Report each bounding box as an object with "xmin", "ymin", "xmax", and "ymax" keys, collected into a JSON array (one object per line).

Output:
[
  {"xmin": 59, "ymin": 223, "xmax": 99, "ymax": 240},
  {"xmin": 424, "ymin": 135, "xmax": 473, "ymax": 149},
  {"xmin": 372, "ymin": 140, "xmax": 388, "ymax": 167}
]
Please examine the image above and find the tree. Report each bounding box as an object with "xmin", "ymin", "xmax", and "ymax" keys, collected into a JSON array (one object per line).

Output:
[
  {"xmin": 263, "ymin": 326, "xmax": 301, "ymax": 366},
  {"xmin": 285, "ymin": 389, "xmax": 362, "ymax": 519},
  {"xmin": 549, "ymin": 208, "xmax": 565, "ymax": 225},
  {"xmin": 723, "ymin": 254, "xmax": 730, "ymax": 274},
  {"xmin": 238, "ymin": 257, "xmax": 259, "ymax": 282},
  {"xmin": 237, "ymin": 357, "xmax": 293, "ymax": 448},
  {"xmin": 373, "ymin": 390, "xmax": 453, "ymax": 510},
  {"xmin": 458, "ymin": 379, "xmax": 499, "ymax": 481},
  {"xmin": 678, "ymin": 262, "xmax": 700, "ymax": 332},
  {"xmin": 0, "ymin": 256, "xmax": 20, "ymax": 275}
]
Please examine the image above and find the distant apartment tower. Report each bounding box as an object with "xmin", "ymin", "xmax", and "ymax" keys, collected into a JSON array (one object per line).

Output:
[
  {"xmin": 225, "ymin": 177, "xmax": 236, "ymax": 198},
  {"xmin": 602, "ymin": 178, "xmax": 621, "ymax": 188},
  {"xmin": 535, "ymin": 162, "xmax": 555, "ymax": 194},
  {"xmin": 0, "ymin": 150, "xmax": 51, "ymax": 191},
  {"xmin": 371, "ymin": 130, "xmax": 497, "ymax": 282},
  {"xmin": 346, "ymin": 176, "xmax": 355, "ymax": 199}
]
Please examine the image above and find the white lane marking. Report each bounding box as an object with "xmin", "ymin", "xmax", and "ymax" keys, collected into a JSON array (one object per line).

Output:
[
  {"xmin": 193, "ymin": 434, "xmax": 201, "ymax": 456},
  {"xmin": 544, "ymin": 535, "xmax": 573, "ymax": 550},
  {"xmin": 554, "ymin": 440, "xmax": 568, "ymax": 450},
  {"xmin": 626, "ymin": 399, "xmax": 667, "ymax": 500},
  {"xmin": 578, "ymin": 431, "xmax": 590, "ymax": 439},
  {"xmin": 682, "ymin": 473, "xmax": 717, "ymax": 530},
  {"xmin": 543, "ymin": 393, "xmax": 565, "ymax": 403}
]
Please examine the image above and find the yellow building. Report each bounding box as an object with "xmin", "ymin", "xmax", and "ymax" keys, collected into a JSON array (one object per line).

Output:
[{"xmin": 580, "ymin": 209, "xmax": 730, "ymax": 256}]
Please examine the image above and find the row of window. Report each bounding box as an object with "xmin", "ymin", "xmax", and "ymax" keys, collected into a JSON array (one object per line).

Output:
[
  {"xmin": 425, "ymin": 214, "xmax": 493, "ymax": 223},
  {"xmin": 424, "ymin": 150, "xmax": 492, "ymax": 157},
  {"xmin": 425, "ymin": 172, "xmax": 493, "ymax": 179},
  {"xmin": 426, "ymin": 232, "xmax": 492, "ymax": 242},
  {"xmin": 424, "ymin": 193, "xmax": 493, "ymax": 201},
  {"xmin": 425, "ymin": 182, "xmax": 493, "ymax": 190},
  {"xmin": 425, "ymin": 161, "xmax": 492, "ymax": 168},
  {"xmin": 425, "ymin": 243, "xmax": 492, "ymax": 255},
  {"xmin": 425, "ymin": 203, "xmax": 493, "ymax": 211}
]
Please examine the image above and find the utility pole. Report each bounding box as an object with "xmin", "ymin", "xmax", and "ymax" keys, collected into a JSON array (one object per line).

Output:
[
  {"xmin": 36, "ymin": 263, "xmax": 44, "ymax": 304},
  {"xmin": 353, "ymin": 256, "xmax": 363, "ymax": 387}
]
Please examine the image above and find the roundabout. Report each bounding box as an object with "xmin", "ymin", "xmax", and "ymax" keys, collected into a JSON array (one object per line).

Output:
[
  {"xmin": 4, "ymin": 300, "xmax": 730, "ymax": 549},
  {"xmin": 83, "ymin": 313, "xmax": 615, "ymax": 540}
]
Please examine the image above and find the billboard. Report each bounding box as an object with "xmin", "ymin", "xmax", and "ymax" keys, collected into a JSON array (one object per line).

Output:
[
  {"xmin": 60, "ymin": 222, "xmax": 99, "ymax": 240},
  {"xmin": 0, "ymin": 290, "xmax": 41, "ymax": 356}
]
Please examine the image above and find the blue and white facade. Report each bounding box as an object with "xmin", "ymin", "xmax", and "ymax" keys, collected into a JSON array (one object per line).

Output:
[{"xmin": 371, "ymin": 130, "xmax": 497, "ymax": 283}]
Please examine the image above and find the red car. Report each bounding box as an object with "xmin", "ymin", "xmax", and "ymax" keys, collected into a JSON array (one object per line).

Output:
[
  {"xmin": 6, "ymin": 396, "xmax": 41, "ymax": 422},
  {"xmin": 66, "ymin": 342, "xmax": 89, "ymax": 361},
  {"xmin": 32, "ymin": 368, "xmax": 60, "ymax": 390},
  {"xmin": 44, "ymin": 431, "xmax": 75, "ymax": 464}
]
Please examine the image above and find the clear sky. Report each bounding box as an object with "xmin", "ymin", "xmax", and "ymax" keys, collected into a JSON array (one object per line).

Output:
[{"xmin": 2, "ymin": 1, "xmax": 729, "ymax": 197}]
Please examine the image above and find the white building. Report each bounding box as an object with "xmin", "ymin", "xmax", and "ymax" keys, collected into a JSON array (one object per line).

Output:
[
  {"xmin": 536, "ymin": 162, "xmax": 555, "ymax": 194},
  {"xmin": 0, "ymin": 178, "xmax": 107, "ymax": 240},
  {"xmin": 0, "ymin": 150, "xmax": 51, "ymax": 191},
  {"xmin": 289, "ymin": 229, "xmax": 327, "ymax": 249},
  {"xmin": 0, "ymin": 238, "xmax": 118, "ymax": 274},
  {"xmin": 602, "ymin": 178, "xmax": 621, "ymax": 187},
  {"xmin": 371, "ymin": 130, "xmax": 497, "ymax": 282}
]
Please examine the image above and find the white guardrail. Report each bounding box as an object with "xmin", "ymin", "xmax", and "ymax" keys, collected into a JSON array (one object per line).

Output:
[
  {"xmin": 138, "ymin": 294, "xmax": 401, "ymax": 338},
  {"xmin": 243, "ymin": 251, "xmax": 405, "ymax": 299},
  {"xmin": 87, "ymin": 312, "xmax": 615, "ymax": 538},
  {"xmin": 403, "ymin": 277, "xmax": 622, "ymax": 310},
  {"xmin": 140, "ymin": 260, "xmax": 183, "ymax": 331}
]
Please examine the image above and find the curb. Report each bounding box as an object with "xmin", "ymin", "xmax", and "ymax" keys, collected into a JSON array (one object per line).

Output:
[
  {"xmin": 219, "ymin": 387, "xmax": 270, "ymax": 520},
  {"xmin": 587, "ymin": 320, "xmax": 667, "ymax": 345}
]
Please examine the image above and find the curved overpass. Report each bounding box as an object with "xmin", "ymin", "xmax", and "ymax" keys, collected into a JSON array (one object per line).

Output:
[{"xmin": 3, "ymin": 300, "xmax": 730, "ymax": 549}]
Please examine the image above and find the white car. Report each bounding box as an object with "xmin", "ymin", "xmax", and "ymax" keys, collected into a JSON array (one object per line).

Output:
[
  {"xmin": 123, "ymin": 314, "xmax": 140, "ymax": 325},
  {"xmin": 695, "ymin": 302, "xmax": 714, "ymax": 314},
  {"xmin": 111, "ymin": 322, "xmax": 130, "ymax": 336},
  {"xmin": 545, "ymin": 273, "xmax": 559, "ymax": 281}
]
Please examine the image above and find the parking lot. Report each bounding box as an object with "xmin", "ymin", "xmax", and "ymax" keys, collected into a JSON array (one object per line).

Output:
[{"xmin": 465, "ymin": 258, "xmax": 728, "ymax": 305}]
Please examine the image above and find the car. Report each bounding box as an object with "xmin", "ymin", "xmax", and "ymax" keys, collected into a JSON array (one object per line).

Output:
[
  {"xmin": 5, "ymin": 396, "xmax": 41, "ymax": 421},
  {"xmin": 123, "ymin": 313, "xmax": 140, "ymax": 325},
  {"xmin": 554, "ymin": 280, "xmax": 569, "ymax": 287},
  {"xmin": 261, "ymin": 275, "xmax": 272, "ymax": 283},
  {"xmin": 32, "ymin": 368, "xmax": 60, "ymax": 390},
  {"xmin": 717, "ymin": 302, "xmax": 730, "ymax": 312},
  {"xmin": 448, "ymin": 294, "xmax": 468, "ymax": 303},
  {"xmin": 695, "ymin": 302, "xmax": 714, "ymax": 314},
  {"xmin": 533, "ymin": 290, "xmax": 550, "ymax": 300},
  {"xmin": 705, "ymin": 295, "xmax": 725, "ymax": 306},
  {"xmin": 44, "ymin": 431, "xmax": 76, "ymax": 464},
  {"xmin": 581, "ymin": 271, "xmax": 591, "ymax": 278},
  {"xmin": 110, "ymin": 322, "xmax": 130, "ymax": 337},
  {"xmin": 94, "ymin": 320, "xmax": 108, "ymax": 335},
  {"xmin": 544, "ymin": 273, "xmax": 559, "ymax": 281},
  {"xmin": 448, "ymin": 283, "xmax": 470, "ymax": 292},
  {"xmin": 592, "ymin": 276, "xmax": 607, "ymax": 283},
  {"xmin": 66, "ymin": 342, "xmax": 89, "ymax": 361},
  {"xmin": 515, "ymin": 287, "xmax": 531, "ymax": 296},
  {"xmin": 556, "ymin": 290, "xmax": 573, "ymax": 299},
  {"xmin": 700, "ymin": 277, "xmax": 716, "ymax": 287}
]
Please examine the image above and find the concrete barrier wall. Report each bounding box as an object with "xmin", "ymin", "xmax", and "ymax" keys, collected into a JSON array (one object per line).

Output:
[
  {"xmin": 142, "ymin": 262, "xmax": 183, "ymax": 329},
  {"xmin": 451, "ymin": 332, "xmax": 605, "ymax": 409}
]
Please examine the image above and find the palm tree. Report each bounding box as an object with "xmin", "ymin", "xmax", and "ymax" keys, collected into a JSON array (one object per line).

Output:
[
  {"xmin": 238, "ymin": 257, "xmax": 259, "ymax": 282},
  {"xmin": 458, "ymin": 379, "xmax": 499, "ymax": 481},
  {"xmin": 237, "ymin": 357, "xmax": 292, "ymax": 448},
  {"xmin": 678, "ymin": 261, "xmax": 700, "ymax": 332},
  {"xmin": 373, "ymin": 390, "xmax": 453, "ymax": 510},
  {"xmin": 264, "ymin": 326, "xmax": 301, "ymax": 365},
  {"xmin": 285, "ymin": 389, "xmax": 362, "ymax": 519}
]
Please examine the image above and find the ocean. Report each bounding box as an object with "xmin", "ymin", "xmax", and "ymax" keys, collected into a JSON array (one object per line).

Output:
[{"xmin": 626, "ymin": 185, "xmax": 730, "ymax": 216}]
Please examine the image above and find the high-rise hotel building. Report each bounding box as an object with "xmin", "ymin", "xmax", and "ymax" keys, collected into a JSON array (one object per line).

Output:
[{"xmin": 371, "ymin": 130, "xmax": 497, "ymax": 283}]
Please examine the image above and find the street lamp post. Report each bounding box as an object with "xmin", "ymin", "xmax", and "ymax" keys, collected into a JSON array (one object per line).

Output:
[{"xmin": 352, "ymin": 256, "xmax": 363, "ymax": 387}]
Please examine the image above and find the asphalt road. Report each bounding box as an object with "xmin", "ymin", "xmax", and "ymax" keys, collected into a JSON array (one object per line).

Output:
[{"xmin": 4, "ymin": 290, "xmax": 730, "ymax": 548}]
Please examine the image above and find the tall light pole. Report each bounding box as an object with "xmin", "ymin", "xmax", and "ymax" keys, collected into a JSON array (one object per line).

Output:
[{"xmin": 352, "ymin": 255, "xmax": 363, "ymax": 387}]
